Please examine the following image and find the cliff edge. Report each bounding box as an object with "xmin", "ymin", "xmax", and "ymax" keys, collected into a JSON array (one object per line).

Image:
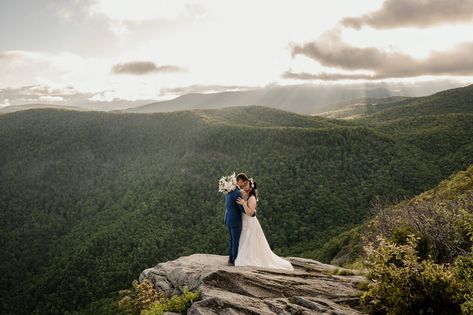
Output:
[{"xmin": 139, "ymin": 254, "xmax": 366, "ymax": 314}]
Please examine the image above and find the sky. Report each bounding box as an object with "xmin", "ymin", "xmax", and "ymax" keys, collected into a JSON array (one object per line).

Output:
[{"xmin": 1, "ymin": 0, "xmax": 473, "ymax": 108}]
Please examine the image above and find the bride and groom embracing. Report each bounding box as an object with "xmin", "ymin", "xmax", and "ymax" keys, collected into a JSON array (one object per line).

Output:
[{"xmin": 223, "ymin": 173, "xmax": 293, "ymax": 270}]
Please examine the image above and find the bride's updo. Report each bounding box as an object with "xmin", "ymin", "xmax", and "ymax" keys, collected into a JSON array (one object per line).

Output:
[{"xmin": 248, "ymin": 178, "xmax": 258, "ymax": 201}]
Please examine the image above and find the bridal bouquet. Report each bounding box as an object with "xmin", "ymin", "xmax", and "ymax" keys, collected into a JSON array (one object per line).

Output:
[{"xmin": 218, "ymin": 172, "xmax": 237, "ymax": 193}]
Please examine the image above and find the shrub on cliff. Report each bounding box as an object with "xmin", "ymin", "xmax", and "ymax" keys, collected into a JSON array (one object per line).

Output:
[
  {"xmin": 118, "ymin": 279, "xmax": 199, "ymax": 315},
  {"xmin": 118, "ymin": 279, "xmax": 161, "ymax": 315},
  {"xmin": 362, "ymin": 236, "xmax": 461, "ymax": 313},
  {"xmin": 141, "ymin": 288, "xmax": 200, "ymax": 315}
]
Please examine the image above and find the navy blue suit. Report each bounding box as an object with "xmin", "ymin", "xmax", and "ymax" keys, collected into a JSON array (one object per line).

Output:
[{"xmin": 224, "ymin": 187, "xmax": 245, "ymax": 263}]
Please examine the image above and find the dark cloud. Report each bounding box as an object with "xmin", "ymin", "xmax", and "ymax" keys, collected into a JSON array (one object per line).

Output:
[
  {"xmin": 111, "ymin": 61, "xmax": 185, "ymax": 75},
  {"xmin": 342, "ymin": 0, "xmax": 473, "ymax": 29},
  {"xmin": 288, "ymin": 31, "xmax": 473, "ymax": 80}
]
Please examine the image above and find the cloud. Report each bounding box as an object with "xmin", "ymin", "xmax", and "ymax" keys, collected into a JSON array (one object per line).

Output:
[
  {"xmin": 342, "ymin": 0, "xmax": 473, "ymax": 29},
  {"xmin": 160, "ymin": 84, "xmax": 253, "ymax": 96},
  {"xmin": 0, "ymin": 51, "xmax": 22, "ymax": 60},
  {"xmin": 288, "ymin": 30, "xmax": 473, "ymax": 80},
  {"xmin": 0, "ymin": 50, "xmax": 49, "ymax": 65},
  {"xmin": 0, "ymin": 85, "xmax": 154, "ymax": 110},
  {"xmin": 0, "ymin": 98, "xmax": 10, "ymax": 108},
  {"xmin": 0, "ymin": 85, "xmax": 76, "ymax": 105},
  {"xmin": 0, "ymin": 50, "xmax": 92, "ymax": 88},
  {"xmin": 89, "ymin": 0, "xmax": 202, "ymax": 22},
  {"xmin": 111, "ymin": 61, "xmax": 185, "ymax": 75},
  {"xmin": 282, "ymin": 71, "xmax": 380, "ymax": 81},
  {"xmin": 154, "ymin": 65, "xmax": 186, "ymax": 73},
  {"xmin": 0, "ymin": 85, "xmax": 76, "ymax": 98},
  {"xmin": 54, "ymin": 0, "xmax": 95, "ymax": 21},
  {"xmin": 38, "ymin": 95, "xmax": 66, "ymax": 103}
]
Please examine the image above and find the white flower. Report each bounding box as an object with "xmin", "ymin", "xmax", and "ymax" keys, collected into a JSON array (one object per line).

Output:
[{"xmin": 218, "ymin": 172, "xmax": 237, "ymax": 193}]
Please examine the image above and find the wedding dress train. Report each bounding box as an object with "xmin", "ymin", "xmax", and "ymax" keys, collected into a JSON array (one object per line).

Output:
[{"xmin": 234, "ymin": 213, "xmax": 293, "ymax": 271}]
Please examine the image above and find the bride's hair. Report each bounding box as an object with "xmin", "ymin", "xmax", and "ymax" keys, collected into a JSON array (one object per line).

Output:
[
  {"xmin": 236, "ymin": 173, "xmax": 249, "ymax": 181},
  {"xmin": 248, "ymin": 178, "xmax": 258, "ymax": 200}
]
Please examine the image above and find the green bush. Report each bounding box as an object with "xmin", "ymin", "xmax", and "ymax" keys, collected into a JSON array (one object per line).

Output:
[
  {"xmin": 362, "ymin": 235, "xmax": 461, "ymax": 314},
  {"xmin": 332, "ymin": 267, "xmax": 356, "ymax": 276},
  {"xmin": 118, "ymin": 280, "xmax": 161, "ymax": 315},
  {"xmin": 455, "ymin": 210, "xmax": 473, "ymax": 314},
  {"xmin": 141, "ymin": 288, "xmax": 200, "ymax": 315},
  {"xmin": 367, "ymin": 189, "xmax": 473, "ymax": 264},
  {"xmin": 455, "ymin": 254, "xmax": 473, "ymax": 314},
  {"xmin": 391, "ymin": 225, "xmax": 430, "ymax": 260},
  {"xmin": 362, "ymin": 167, "xmax": 473, "ymax": 314},
  {"xmin": 313, "ymin": 226, "xmax": 363, "ymax": 266},
  {"xmin": 118, "ymin": 279, "xmax": 199, "ymax": 315}
]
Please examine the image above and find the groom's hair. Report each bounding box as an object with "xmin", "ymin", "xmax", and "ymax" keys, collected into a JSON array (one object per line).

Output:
[{"xmin": 236, "ymin": 173, "xmax": 249, "ymax": 181}]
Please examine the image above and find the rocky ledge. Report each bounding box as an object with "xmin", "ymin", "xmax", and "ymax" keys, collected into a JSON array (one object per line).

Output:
[{"xmin": 139, "ymin": 254, "xmax": 367, "ymax": 314}]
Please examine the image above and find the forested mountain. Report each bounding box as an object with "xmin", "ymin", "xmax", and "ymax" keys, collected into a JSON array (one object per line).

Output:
[
  {"xmin": 316, "ymin": 96, "xmax": 413, "ymax": 119},
  {"xmin": 364, "ymin": 84, "xmax": 473, "ymax": 120},
  {"xmin": 317, "ymin": 84, "xmax": 473, "ymax": 120},
  {"xmin": 1, "ymin": 84, "xmax": 472, "ymax": 314},
  {"xmin": 123, "ymin": 83, "xmax": 470, "ymax": 115},
  {"xmin": 0, "ymin": 103, "xmax": 88, "ymax": 114}
]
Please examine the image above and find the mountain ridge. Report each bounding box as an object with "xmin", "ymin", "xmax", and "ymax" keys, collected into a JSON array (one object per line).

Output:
[
  {"xmin": 364, "ymin": 84, "xmax": 473, "ymax": 120},
  {"xmin": 0, "ymin": 103, "xmax": 88, "ymax": 114},
  {"xmin": 120, "ymin": 85, "xmax": 408, "ymax": 115}
]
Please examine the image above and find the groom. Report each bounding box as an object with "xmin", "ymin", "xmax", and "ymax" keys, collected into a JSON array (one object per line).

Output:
[{"xmin": 224, "ymin": 173, "xmax": 249, "ymax": 266}]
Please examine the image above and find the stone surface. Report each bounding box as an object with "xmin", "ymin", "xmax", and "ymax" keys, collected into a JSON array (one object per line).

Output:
[{"xmin": 139, "ymin": 254, "xmax": 367, "ymax": 314}]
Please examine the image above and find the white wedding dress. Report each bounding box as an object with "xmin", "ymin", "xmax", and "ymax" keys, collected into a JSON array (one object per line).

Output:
[{"xmin": 235, "ymin": 211, "xmax": 294, "ymax": 271}]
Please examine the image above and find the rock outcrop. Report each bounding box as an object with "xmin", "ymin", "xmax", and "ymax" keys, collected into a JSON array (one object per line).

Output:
[{"xmin": 140, "ymin": 254, "xmax": 367, "ymax": 314}]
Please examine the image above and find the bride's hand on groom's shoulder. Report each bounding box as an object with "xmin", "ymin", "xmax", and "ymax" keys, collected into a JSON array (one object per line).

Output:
[{"xmin": 236, "ymin": 197, "xmax": 247, "ymax": 206}]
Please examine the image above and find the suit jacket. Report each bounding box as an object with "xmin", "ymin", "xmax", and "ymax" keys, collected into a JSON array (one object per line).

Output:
[{"xmin": 224, "ymin": 187, "xmax": 245, "ymax": 227}]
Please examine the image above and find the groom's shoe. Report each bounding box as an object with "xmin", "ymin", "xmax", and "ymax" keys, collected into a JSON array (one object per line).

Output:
[{"xmin": 226, "ymin": 262, "xmax": 234, "ymax": 266}]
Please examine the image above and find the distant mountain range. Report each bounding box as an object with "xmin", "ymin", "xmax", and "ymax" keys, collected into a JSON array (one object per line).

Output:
[
  {"xmin": 119, "ymin": 82, "xmax": 469, "ymax": 115},
  {"xmin": 1, "ymin": 82, "xmax": 469, "ymax": 116},
  {"xmin": 121, "ymin": 85, "xmax": 397, "ymax": 115},
  {"xmin": 0, "ymin": 103, "xmax": 87, "ymax": 114}
]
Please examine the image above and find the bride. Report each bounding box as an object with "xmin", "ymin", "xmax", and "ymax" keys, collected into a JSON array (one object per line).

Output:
[{"xmin": 234, "ymin": 179, "xmax": 293, "ymax": 271}]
